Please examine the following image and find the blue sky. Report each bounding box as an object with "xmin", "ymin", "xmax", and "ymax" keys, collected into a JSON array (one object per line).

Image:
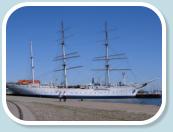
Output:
[{"xmin": 6, "ymin": 6, "xmax": 162, "ymax": 90}]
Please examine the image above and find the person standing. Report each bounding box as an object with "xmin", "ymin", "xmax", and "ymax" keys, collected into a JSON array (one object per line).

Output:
[
  {"xmin": 63, "ymin": 91, "xmax": 67, "ymax": 102},
  {"xmin": 58, "ymin": 91, "xmax": 62, "ymax": 102}
]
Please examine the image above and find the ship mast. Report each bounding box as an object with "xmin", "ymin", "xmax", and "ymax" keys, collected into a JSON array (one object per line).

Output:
[
  {"xmin": 93, "ymin": 21, "xmax": 130, "ymax": 87},
  {"xmin": 60, "ymin": 22, "xmax": 68, "ymax": 88},
  {"xmin": 104, "ymin": 22, "xmax": 110, "ymax": 86},
  {"xmin": 30, "ymin": 41, "xmax": 35, "ymax": 84},
  {"xmin": 54, "ymin": 21, "xmax": 82, "ymax": 88}
]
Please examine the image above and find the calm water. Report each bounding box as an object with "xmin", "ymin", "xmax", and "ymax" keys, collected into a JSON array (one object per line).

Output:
[{"xmin": 86, "ymin": 98, "xmax": 162, "ymax": 106}]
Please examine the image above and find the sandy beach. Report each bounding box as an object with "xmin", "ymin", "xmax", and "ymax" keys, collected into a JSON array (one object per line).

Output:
[{"xmin": 6, "ymin": 95, "xmax": 160, "ymax": 121}]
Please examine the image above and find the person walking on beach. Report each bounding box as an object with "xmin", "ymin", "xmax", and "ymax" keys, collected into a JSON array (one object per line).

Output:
[
  {"xmin": 62, "ymin": 91, "xmax": 67, "ymax": 102},
  {"xmin": 58, "ymin": 91, "xmax": 62, "ymax": 102}
]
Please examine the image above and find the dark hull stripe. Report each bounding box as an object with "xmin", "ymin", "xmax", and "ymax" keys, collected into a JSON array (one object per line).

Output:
[{"xmin": 8, "ymin": 94, "xmax": 135, "ymax": 99}]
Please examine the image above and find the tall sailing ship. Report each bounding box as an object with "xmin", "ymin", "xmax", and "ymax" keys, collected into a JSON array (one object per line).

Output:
[{"xmin": 7, "ymin": 22, "xmax": 150, "ymax": 98}]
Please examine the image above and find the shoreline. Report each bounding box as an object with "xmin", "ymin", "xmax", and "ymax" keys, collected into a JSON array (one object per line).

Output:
[{"xmin": 6, "ymin": 95, "xmax": 160, "ymax": 121}]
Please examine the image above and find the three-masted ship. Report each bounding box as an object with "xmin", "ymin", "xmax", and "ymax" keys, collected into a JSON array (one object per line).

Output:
[{"xmin": 7, "ymin": 22, "xmax": 149, "ymax": 98}]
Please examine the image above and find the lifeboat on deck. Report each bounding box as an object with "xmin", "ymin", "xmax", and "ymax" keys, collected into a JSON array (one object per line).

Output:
[{"xmin": 17, "ymin": 80, "xmax": 40, "ymax": 85}]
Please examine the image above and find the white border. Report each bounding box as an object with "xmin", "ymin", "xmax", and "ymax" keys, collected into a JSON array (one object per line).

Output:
[{"xmin": 2, "ymin": 2, "xmax": 166, "ymax": 125}]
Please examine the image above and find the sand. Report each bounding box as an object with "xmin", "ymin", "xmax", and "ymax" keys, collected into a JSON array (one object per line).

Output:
[{"xmin": 6, "ymin": 95, "xmax": 160, "ymax": 121}]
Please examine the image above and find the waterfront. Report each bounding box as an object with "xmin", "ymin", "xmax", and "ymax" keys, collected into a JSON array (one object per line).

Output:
[
  {"xmin": 87, "ymin": 98, "xmax": 161, "ymax": 106},
  {"xmin": 6, "ymin": 95, "xmax": 160, "ymax": 121}
]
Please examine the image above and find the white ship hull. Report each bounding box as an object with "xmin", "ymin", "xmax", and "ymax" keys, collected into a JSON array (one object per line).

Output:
[{"xmin": 6, "ymin": 84, "xmax": 146, "ymax": 98}]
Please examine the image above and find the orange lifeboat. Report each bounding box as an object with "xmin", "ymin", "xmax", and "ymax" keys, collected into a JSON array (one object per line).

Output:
[{"xmin": 17, "ymin": 80, "xmax": 40, "ymax": 85}]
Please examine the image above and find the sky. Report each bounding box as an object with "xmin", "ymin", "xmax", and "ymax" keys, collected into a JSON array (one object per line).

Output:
[{"xmin": 6, "ymin": 6, "xmax": 162, "ymax": 90}]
